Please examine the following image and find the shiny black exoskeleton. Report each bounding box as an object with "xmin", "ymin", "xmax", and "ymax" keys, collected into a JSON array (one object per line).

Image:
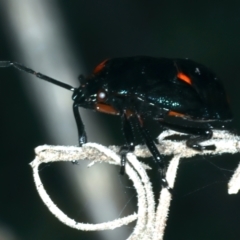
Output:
[{"xmin": 0, "ymin": 56, "xmax": 232, "ymax": 188}]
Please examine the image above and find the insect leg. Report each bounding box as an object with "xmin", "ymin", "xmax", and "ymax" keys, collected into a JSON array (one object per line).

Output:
[
  {"xmin": 186, "ymin": 129, "xmax": 215, "ymax": 151},
  {"xmin": 136, "ymin": 116, "xmax": 170, "ymax": 189},
  {"xmin": 160, "ymin": 122, "xmax": 215, "ymax": 151},
  {"xmin": 73, "ymin": 103, "xmax": 87, "ymax": 146},
  {"xmin": 119, "ymin": 113, "xmax": 135, "ymax": 175}
]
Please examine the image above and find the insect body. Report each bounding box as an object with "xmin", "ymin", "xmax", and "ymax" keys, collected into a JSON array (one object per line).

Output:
[{"xmin": 0, "ymin": 56, "xmax": 232, "ymax": 188}]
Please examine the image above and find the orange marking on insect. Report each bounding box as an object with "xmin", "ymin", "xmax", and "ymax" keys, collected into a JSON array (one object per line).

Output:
[
  {"xmin": 96, "ymin": 103, "xmax": 119, "ymax": 115},
  {"xmin": 93, "ymin": 59, "xmax": 109, "ymax": 74},
  {"xmin": 168, "ymin": 110, "xmax": 185, "ymax": 117},
  {"xmin": 177, "ymin": 72, "xmax": 192, "ymax": 85}
]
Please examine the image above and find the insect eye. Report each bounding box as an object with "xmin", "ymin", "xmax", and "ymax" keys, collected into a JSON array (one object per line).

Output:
[{"xmin": 97, "ymin": 89, "xmax": 108, "ymax": 102}]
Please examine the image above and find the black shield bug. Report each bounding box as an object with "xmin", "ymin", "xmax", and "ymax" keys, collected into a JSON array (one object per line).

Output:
[{"xmin": 0, "ymin": 56, "xmax": 232, "ymax": 188}]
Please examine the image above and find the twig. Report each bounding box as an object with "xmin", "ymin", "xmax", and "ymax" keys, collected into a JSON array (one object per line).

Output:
[{"xmin": 29, "ymin": 130, "xmax": 240, "ymax": 240}]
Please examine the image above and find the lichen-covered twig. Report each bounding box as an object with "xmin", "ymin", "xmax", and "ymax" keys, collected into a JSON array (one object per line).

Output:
[{"xmin": 30, "ymin": 130, "xmax": 240, "ymax": 240}]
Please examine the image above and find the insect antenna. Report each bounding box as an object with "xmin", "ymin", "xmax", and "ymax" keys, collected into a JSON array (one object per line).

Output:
[{"xmin": 0, "ymin": 61, "xmax": 76, "ymax": 92}]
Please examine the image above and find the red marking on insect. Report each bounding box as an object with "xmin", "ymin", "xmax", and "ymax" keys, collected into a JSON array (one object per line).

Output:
[
  {"xmin": 168, "ymin": 110, "xmax": 185, "ymax": 117},
  {"xmin": 93, "ymin": 59, "xmax": 109, "ymax": 74},
  {"xmin": 96, "ymin": 103, "xmax": 119, "ymax": 115},
  {"xmin": 177, "ymin": 72, "xmax": 192, "ymax": 85}
]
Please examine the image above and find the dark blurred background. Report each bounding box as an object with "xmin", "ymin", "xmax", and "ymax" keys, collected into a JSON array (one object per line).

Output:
[{"xmin": 0, "ymin": 1, "xmax": 240, "ymax": 239}]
